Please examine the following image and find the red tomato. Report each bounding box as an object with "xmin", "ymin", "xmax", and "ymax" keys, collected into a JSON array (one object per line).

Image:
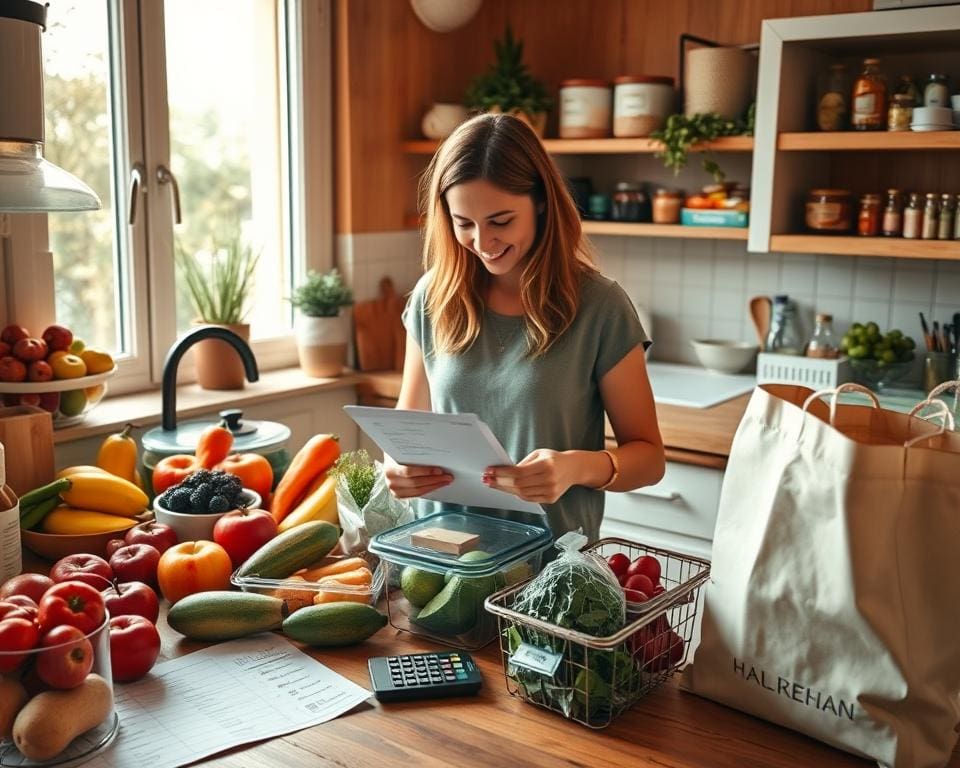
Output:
[
  {"xmin": 213, "ymin": 508, "xmax": 278, "ymax": 568},
  {"xmin": 0, "ymin": 573, "xmax": 54, "ymax": 603},
  {"xmin": 0, "ymin": 601, "xmax": 35, "ymax": 622},
  {"xmin": 3, "ymin": 594, "xmax": 38, "ymax": 610},
  {"xmin": 624, "ymin": 573, "xmax": 655, "ymax": 596},
  {"xmin": 213, "ymin": 453, "xmax": 274, "ymax": 501},
  {"xmin": 627, "ymin": 555, "xmax": 661, "ymax": 586},
  {"xmin": 0, "ymin": 617, "xmax": 39, "ymax": 672},
  {"xmin": 37, "ymin": 581, "xmax": 106, "ymax": 635},
  {"xmin": 623, "ymin": 587, "xmax": 649, "ymax": 603},
  {"xmin": 606, "ymin": 553, "xmax": 630, "ymax": 579},
  {"xmin": 35, "ymin": 624, "xmax": 94, "ymax": 689},
  {"xmin": 109, "ymin": 615, "xmax": 161, "ymax": 683}
]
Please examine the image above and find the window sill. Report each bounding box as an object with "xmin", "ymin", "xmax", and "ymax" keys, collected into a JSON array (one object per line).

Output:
[{"xmin": 53, "ymin": 367, "xmax": 365, "ymax": 444}]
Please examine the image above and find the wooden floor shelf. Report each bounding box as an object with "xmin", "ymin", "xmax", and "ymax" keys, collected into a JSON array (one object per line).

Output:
[
  {"xmin": 402, "ymin": 136, "xmax": 754, "ymax": 155},
  {"xmin": 770, "ymin": 234, "xmax": 960, "ymax": 259},
  {"xmin": 778, "ymin": 131, "xmax": 960, "ymax": 151},
  {"xmin": 583, "ymin": 221, "xmax": 748, "ymax": 239}
]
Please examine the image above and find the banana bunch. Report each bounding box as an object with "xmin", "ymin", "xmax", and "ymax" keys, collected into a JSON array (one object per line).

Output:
[{"xmin": 19, "ymin": 466, "xmax": 149, "ymax": 535}]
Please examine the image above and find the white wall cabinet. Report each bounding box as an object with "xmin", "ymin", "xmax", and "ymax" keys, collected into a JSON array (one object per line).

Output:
[{"xmin": 600, "ymin": 461, "xmax": 723, "ymax": 560}]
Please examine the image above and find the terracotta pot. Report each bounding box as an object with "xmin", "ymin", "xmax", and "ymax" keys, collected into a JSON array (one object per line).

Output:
[
  {"xmin": 191, "ymin": 322, "xmax": 250, "ymax": 390},
  {"xmin": 295, "ymin": 313, "xmax": 348, "ymax": 378}
]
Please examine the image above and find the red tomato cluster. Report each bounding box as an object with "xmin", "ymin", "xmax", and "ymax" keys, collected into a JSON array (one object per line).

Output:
[{"xmin": 606, "ymin": 553, "xmax": 664, "ymax": 603}]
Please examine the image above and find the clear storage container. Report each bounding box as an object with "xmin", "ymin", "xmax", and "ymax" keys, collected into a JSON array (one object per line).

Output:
[{"xmin": 369, "ymin": 510, "xmax": 552, "ymax": 650}]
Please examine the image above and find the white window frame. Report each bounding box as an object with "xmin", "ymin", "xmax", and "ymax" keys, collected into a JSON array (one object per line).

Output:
[{"xmin": 0, "ymin": 0, "xmax": 333, "ymax": 396}]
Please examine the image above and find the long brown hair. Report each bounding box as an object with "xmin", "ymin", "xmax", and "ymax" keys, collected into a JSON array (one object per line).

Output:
[{"xmin": 418, "ymin": 113, "xmax": 597, "ymax": 357}]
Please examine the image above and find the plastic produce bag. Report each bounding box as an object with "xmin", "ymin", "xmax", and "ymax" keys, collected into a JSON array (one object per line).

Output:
[{"xmin": 337, "ymin": 460, "xmax": 414, "ymax": 555}]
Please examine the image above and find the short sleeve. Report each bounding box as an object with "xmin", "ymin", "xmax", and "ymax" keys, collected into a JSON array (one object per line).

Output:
[
  {"xmin": 401, "ymin": 272, "xmax": 432, "ymax": 352},
  {"xmin": 594, "ymin": 281, "xmax": 650, "ymax": 380}
]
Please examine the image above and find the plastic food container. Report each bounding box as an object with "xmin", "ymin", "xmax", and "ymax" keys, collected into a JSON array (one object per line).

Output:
[
  {"xmin": 0, "ymin": 616, "xmax": 118, "ymax": 766},
  {"xmin": 232, "ymin": 553, "xmax": 385, "ymax": 612},
  {"xmin": 369, "ymin": 510, "xmax": 552, "ymax": 650}
]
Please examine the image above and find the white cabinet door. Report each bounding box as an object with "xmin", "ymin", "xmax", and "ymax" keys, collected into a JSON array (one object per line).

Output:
[{"xmin": 600, "ymin": 461, "xmax": 723, "ymax": 560}]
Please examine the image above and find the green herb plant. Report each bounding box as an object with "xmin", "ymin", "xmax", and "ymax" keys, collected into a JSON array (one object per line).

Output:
[
  {"xmin": 176, "ymin": 235, "xmax": 260, "ymax": 325},
  {"xmin": 331, "ymin": 449, "xmax": 377, "ymax": 509},
  {"xmin": 650, "ymin": 102, "xmax": 756, "ymax": 183},
  {"xmin": 289, "ymin": 269, "xmax": 353, "ymax": 318},
  {"xmin": 464, "ymin": 25, "xmax": 552, "ymax": 119}
]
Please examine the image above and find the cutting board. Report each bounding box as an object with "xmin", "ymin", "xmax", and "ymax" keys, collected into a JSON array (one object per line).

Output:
[
  {"xmin": 646, "ymin": 362, "xmax": 756, "ymax": 409},
  {"xmin": 0, "ymin": 406, "xmax": 56, "ymax": 495},
  {"xmin": 353, "ymin": 277, "xmax": 406, "ymax": 371}
]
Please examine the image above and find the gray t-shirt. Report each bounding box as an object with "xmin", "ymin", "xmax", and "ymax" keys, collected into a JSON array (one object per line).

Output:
[{"xmin": 402, "ymin": 271, "xmax": 649, "ymax": 542}]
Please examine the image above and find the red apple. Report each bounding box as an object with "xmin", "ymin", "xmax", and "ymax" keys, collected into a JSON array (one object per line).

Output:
[
  {"xmin": 109, "ymin": 615, "xmax": 161, "ymax": 683},
  {"xmin": 0, "ymin": 573, "xmax": 54, "ymax": 603},
  {"xmin": 124, "ymin": 521, "xmax": 178, "ymax": 555},
  {"xmin": 0, "ymin": 341, "xmax": 9, "ymax": 357},
  {"xmin": 26, "ymin": 359, "xmax": 54, "ymax": 382},
  {"xmin": 12, "ymin": 337, "xmax": 48, "ymax": 362},
  {"xmin": 38, "ymin": 391, "xmax": 60, "ymax": 412},
  {"xmin": 36, "ymin": 624, "xmax": 94, "ymax": 689},
  {"xmin": 41, "ymin": 324, "xmax": 74, "ymax": 352},
  {"xmin": 49, "ymin": 553, "xmax": 114, "ymax": 590},
  {"xmin": 213, "ymin": 507, "xmax": 278, "ymax": 568},
  {"xmin": 101, "ymin": 579, "xmax": 159, "ymax": 623},
  {"xmin": 109, "ymin": 543, "xmax": 161, "ymax": 586},
  {"xmin": 19, "ymin": 393, "xmax": 40, "ymax": 408},
  {"xmin": 105, "ymin": 538, "xmax": 128, "ymax": 558},
  {"xmin": 0, "ymin": 356, "xmax": 27, "ymax": 383},
  {"xmin": 0, "ymin": 325, "xmax": 30, "ymax": 346}
]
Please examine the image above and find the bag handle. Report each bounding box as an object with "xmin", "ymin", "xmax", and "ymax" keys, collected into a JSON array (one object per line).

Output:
[
  {"xmin": 904, "ymin": 394, "xmax": 956, "ymax": 448},
  {"xmin": 925, "ymin": 379, "xmax": 960, "ymax": 401},
  {"xmin": 802, "ymin": 382, "xmax": 881, "ymax": 426}
]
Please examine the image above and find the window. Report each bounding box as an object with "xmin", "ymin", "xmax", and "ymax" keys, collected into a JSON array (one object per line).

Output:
[{"xmin": 16, "ymin": 0, "xmax": 332, "ymax": 394}]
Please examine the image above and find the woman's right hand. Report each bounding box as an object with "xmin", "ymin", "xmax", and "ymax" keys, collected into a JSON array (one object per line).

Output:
[{"xmin": 383, "ymin": 457, "xmax": 453, "ymax": 499}]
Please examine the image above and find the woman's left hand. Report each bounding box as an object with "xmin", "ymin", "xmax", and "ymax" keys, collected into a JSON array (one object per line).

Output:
[{"xmin": 482, "ymin": 449, "xmax": 576, "ymax": 504}]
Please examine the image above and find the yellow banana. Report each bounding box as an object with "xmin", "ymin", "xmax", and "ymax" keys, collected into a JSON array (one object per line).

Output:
[
  {"xmin": 42, "ymin": 507, "xmax": 135, "ymax": 535},
  {"xmin": 56, "ymin": 465, "xmax": 110, "ymax": 480},
  {"xmin": 96, "ymin": 424, "xmax": 140, "ymax": 485},
  {"xmin": 278, "ymin": 474, "xmax": 338, "ymax": 532},
  {"xmin": 59, "ymin": 472, "xmax": 148, "ymax": 518}
]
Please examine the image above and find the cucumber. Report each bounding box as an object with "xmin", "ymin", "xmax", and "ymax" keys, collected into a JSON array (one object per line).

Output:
[
  {"xmin": 18, "ymin": 478, "xmax": 70, "ymax": 510},
  {"xmin": 167, "ymin": 592, "xmax": 288, "ymax": 642},
  {"xmin": 282, "ymin": 602, "xmax": 387, "ymax": 647},
  {"xmin": 236, "ymin": 520, "xmax": 339, "ymax": 580},
  {"xmin": 18, "ymin": 496, "xmax": 60, "ymax": 531}
]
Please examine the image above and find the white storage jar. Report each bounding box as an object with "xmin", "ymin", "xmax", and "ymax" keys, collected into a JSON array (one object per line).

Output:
[
  {"xmin": 559, "ymin": 78, "xmax": 611, "ymax": 139},
  {"xmin": 613, "ymin": 75, "xmax": 675, "ymax": 137}
]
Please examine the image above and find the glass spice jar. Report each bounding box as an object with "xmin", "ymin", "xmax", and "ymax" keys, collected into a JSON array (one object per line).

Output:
[
  {"xmin": 881, "ymin": 189, "xmax": 903, "ymax": 237},
  {"xmin": 902, "ymin": 192, "xmax": 922, "ymax": 239},
  {"xmin": 610, "ymin": 182, "xmax": 650, "ymax": 222},
  {"xmin": 806, "ymin": 189, "xmax": 852, "ymax": 232},
  {"xmin": 893, "ymin": 74, "xmax": 921, "ymax": 107},
  {"xmin": 816, "ymin": 63, "xmax": 848, "ymax": 131},
  {"xmin": 921, "ymin": 192, "xmax": 940, "ymax": 240},
  {"xmin": 939, "ymin": 193, "xmax": 956, "ymax": 240},
  {"xmin": 806, "ymin": 313, "xmax": 840, "ymax": 359},
  {"xmin": 857, "ymin": 193, "xmax": 882, "ymax": 236},
  {"xmin": 851, "ymin": 58, "xmax": 887, "ymax": 131},
  {"xmin": 887, "ymin": 94, "xmax": 913, "ymax": 132},
  {"xmin": 924, "ymin": 74, "xmax": 950, "ymax": 107},
  {"xmin": 652, "ymin": 189, "xmax": 682, "ymax": 224}
]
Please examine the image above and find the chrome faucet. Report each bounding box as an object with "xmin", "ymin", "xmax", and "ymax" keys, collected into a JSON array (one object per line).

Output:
[{"xmin": 161, "ymin": 326, "xmax": 259, "ymax": 431}]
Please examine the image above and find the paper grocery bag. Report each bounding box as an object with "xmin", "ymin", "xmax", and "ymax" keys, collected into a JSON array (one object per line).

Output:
[{"xmin": 684, "ymin": 383, "xmax": 960, "ymax": 768}]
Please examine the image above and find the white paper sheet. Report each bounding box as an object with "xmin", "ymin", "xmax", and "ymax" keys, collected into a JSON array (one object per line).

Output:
[
  {"xmin": 86, "ymin": 634, "xmax": 370, "ymax": 768},
  {"xmin": 343, "ymin": 406, "xmax": 543, "ymax": 515}
]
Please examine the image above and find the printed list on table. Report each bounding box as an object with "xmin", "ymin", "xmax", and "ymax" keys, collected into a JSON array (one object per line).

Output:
[{"xmin": 86, "ymin": 633, "xmax": 371, "ymax": 768}]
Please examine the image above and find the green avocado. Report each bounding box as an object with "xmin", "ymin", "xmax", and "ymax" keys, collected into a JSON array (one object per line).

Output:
[{"xmin": 413, "ymin": 550, "xmax": 502, "ymax": 636}]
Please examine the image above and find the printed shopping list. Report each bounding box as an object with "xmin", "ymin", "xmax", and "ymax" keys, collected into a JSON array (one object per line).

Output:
[{"xmin": 86, "ymin": 634, "xmax": 371, "ymax": 768}]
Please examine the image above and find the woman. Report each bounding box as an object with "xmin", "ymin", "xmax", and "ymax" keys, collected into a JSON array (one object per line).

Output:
[{"xmin": 385, "ymin": 113, "xmax": 664, "ymax": 541}]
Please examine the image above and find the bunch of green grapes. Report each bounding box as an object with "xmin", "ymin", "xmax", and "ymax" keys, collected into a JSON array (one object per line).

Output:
[{"xmin": 840, "ymin": 322, "xmax": 916, "ymax": 366}]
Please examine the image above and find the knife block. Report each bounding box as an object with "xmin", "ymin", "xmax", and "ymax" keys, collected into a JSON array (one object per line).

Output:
[{"xmin": 0, "ymin": 406, "xmax": 56, "ymax": 496}]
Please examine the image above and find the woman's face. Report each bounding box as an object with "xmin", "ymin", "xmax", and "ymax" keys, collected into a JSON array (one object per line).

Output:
[{"xmin": 445, "ymin": 179, "xmax": 538, "ymax": 281}]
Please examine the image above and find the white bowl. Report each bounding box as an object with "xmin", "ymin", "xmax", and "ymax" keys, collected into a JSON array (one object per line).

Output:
[
  {"xmin": 0, "ymin": 366, "xmax": 117, "ymax": 428},
  {"xmin": 911, "ymin": 106, "xmax": 954, "ymax": 130},
  {"xmin": 153, "ymin": 488, "xmax": 261, "ymax": 542},
  {"xmin": 690, "ymin": 339, "xmax": 759, "ymax": 374}
]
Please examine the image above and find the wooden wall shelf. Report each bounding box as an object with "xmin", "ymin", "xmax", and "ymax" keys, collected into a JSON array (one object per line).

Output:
[
  {"xmin": 770, "ymin": 234, "xmax": 960, "ymax": 260},
  {"xmin": 402, "ymin": 136, "xmax": 754, "ymax": 155},
  {"xmin": 583, "ymin": 221, "xmax": 748, "ymax": 239},
  {"xmin": 778, "ymin": 131, "xmax": 960, "ymax": 151}
]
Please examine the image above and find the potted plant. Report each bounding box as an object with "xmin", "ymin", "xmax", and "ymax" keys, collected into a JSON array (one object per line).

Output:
[
  {"xmin": 176, "ymin": 236, "xmax": 259, "ymax": 390},
  {"xmin": 289, "ymin": 268, "xmax": 354, "ymax": 378},
  {"xmin": 464, "ymin": 25, "xmax": 551, "ymax": 136}
]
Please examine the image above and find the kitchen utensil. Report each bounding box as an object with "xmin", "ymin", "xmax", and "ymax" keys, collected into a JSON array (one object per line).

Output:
[
  {"xmin": 0, "ymin": 405, "xmax": 55, "ymax": 496},
  {"xmin": 353, "ymin": 277, "xmax": 406, "ymax": 372},
  {"xmin": 920, "ymin": 311, "xmax": 933, "ymax": 351},
  {"xmin": 690, "ymin": 339, "xmax": 758, "ymax": 374},
  {"xmin": 748, "ymin": 296, "xmax": 772, "ymax": 347}
]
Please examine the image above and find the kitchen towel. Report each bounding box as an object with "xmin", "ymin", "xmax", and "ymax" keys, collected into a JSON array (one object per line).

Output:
[{"xmin": 684, "ymin": 382, "xmax": 960, "ymax": 768}]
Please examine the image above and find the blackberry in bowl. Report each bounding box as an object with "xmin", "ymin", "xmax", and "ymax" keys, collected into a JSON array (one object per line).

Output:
[{"xmin": 153, "ymin": 470, "xmax": 261, "ymax": 542}]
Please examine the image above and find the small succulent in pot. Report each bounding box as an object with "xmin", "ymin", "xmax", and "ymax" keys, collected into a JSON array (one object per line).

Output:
[{"xmin": 289, "ymin": 269, "xmax": 354, "ymax": 318}]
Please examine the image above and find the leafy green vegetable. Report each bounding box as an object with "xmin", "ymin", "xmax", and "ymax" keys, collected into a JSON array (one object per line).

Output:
[
  {"xmin": 650, "ymin": 104, "xmax": 755, "ymax": 183},
  {"xmin": 330, "ymin": 449, "xmax": 377, "ymax": 508}
]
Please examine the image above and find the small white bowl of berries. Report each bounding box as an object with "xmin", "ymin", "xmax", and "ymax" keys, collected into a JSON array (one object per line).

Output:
[{"xmin": 153, "ymin": 470, "xmax": 261, "ymax": 542}]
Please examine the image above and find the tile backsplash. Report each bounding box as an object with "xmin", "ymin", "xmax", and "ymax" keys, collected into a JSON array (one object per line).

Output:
[{"xmin": 339, "ymin": 230, "xmax": 957, "ymax": 369}]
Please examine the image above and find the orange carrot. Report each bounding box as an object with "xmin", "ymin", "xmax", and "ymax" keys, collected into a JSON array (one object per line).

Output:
[
  {"xmin": 318, "ymin": 567, "xmax": 373, "ymax": 587},
  {"xmin": 271, "ymin": 434, "xmax": 340, "ymax": 523},
  {"xmin": 296, "ymin": 557, "xmax": 368, "ymax": 582},
  {"xmin": 313, "ymin": 590, "xmax": 370, "ymax": 605},
  {"xmin": 196, "ymin": 424, "xmax": 234, "ymax": 469}
]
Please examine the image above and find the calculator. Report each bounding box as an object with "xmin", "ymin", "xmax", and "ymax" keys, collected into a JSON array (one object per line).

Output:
[{"xmin": 367, "ymin": 651, "xmax": 482, "ymax": 702}]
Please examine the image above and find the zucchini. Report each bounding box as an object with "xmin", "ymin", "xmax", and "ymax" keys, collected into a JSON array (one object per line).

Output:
[
  {"xmin": 167, "ymin": 591, "xmax": 288, "ymax": 642},
  {"xmin": 282, "ymin": 602, "xmax": 387, "ymax": 647},
  {"xmin": 236, "ymin": 520, "xmax": 339, "ymax": 580}
]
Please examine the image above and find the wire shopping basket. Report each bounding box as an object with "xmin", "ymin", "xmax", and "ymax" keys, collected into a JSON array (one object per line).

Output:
[{"xmin": 484, "ymin": 537, "xmax": 710, "ymax": 728}]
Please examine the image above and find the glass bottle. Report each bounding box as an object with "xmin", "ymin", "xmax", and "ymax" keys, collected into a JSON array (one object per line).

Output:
[
  {"xmin": 893, "ymin": 74, "xmax": 921, "ymax": 106},
  {"xmin": 921, "ymin": 193, "xmax": 940, "ymax": 240},
  {"xmin": 923, "ymin": 74, "xmax": 949, "ymax": 107},
  {"xmin": 938, "ymin": 193, "xmax": 955, "ymax": 240},
  {"xmin": 851, "ymin": 58, "xmax": 887, "ymax": 131},
  {"xmin": 816, "ymin": 63, "xmax": 848, "ymax": 131},
  {"xmin": 857, "ymin": 193, "xmax": 882, "ymax": 236},
  {"xmin": 902, "ymin": 192, "xmax": 922, "ymax": 239},
  {"xmin": 886, "ymin": 94, "xmax": 913, "ymax": 132},
  {"xmin": 806, "ymin": 314, "xmax": 839, "ymax": 359},
  {"xmin": 881, "ymin": 189, "xmax": 903, "ymax": 237},
  {"xmin": 765, "ymin": 295, "xmax": 804, "ymax": 356},
  {"xmin": 0, "ymin": 443, "xmax": 21, "ymax": 583}
]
